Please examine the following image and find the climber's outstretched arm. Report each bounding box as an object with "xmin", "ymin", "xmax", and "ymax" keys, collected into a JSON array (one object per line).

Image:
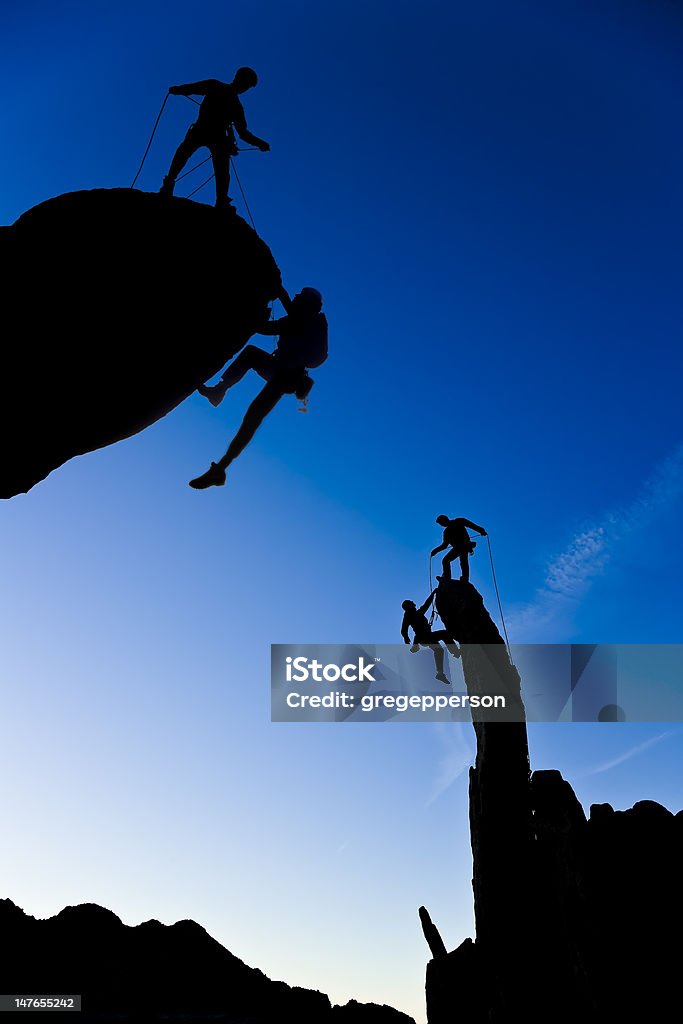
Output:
[
  {"xmin": 418, "ymin": 591, "xmax": 436, "ymax": 616},
  {"xmin": 234, "ymin": 108, "xmax": 270, "ymax": 151},
  {"xmin": 169, "ymin": 80, "xmax": 216, "ymax": 96},
  {"xmin": 278, "ymin": 286, "xmax": 293, "ymax": 313},
  {"xmin": 461, "ymin": 519, "xmax": 487, "ymax": 535},
  {"xmin": 430, "ymin": 542, "xmax": 447, "ymax": 557}
]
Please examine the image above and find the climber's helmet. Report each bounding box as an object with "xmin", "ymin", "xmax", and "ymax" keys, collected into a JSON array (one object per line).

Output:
[
  {"xmin": 402, "ymin": 600, "xmax": 416, "ymax": 611},
  {"xmin": 233, "ymin": 67, "xmax": 258, "ymax": 92},
  {"xmin": 436, "ymin": 515, "xmax": 449, "ymax": 527},
  {"xmin": 292, "ymin": 287, "xmax": 323, "ymax": 317}
]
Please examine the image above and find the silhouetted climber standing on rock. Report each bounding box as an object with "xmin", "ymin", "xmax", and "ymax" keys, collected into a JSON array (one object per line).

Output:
[
  {"xmin": 431, "ymin": 515, "xmax": 487, "ymax": 583},
  {"xmin": 189, "ymin": 286, "xmax": 328, "ymax": 489},
  {"xmin": 160, "ymin": 67, "xmax": 270, "ymax": 209},
  {"xmin": 401, "ymin": 591, "xmax": 460, "ymax": 684}
]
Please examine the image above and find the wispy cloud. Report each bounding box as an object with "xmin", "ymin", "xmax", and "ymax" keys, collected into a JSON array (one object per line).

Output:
[
  {"xmin": 508, "ymin": 441, "xmax": 683, "ymax": 640},
  {"xmin": 426, "ymin": 723, "xmax": 475, "ymax": 805},
  {"xmin": 576, "ymin": 729, "xmax": 676, "ymax": 778}
]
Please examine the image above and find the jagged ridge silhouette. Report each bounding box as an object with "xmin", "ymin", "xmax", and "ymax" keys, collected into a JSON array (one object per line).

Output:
[{"xmin": 0, "ymin": 898, "xmax": 415, "ymax": 1024}]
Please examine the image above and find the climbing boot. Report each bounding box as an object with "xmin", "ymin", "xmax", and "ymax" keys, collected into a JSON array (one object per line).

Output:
[
  {"xmin": 435, "ymin": 673, "xmax": 450, "ymax": 685},
  {"xmin": 160, "ymin": 175, "xmax": 175, "ymax": 197},
  {"xmin": 215, "ymin": 196, "xmax": 235, "ymax": 212},
  {"xmin": 197, "ymin": 382, "xmax": 229, "ymax": 407},
  {"xmin": 189, "ymin": 462, "xmax": 226, "ymax": 490}
]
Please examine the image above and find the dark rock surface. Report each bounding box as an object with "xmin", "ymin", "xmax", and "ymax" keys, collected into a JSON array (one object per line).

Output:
[
  {"xmin": 424, "ymin": 579, "xmax": 683, "ymax": 1023},
  {"xmin": 0, "ymin": 898, "xmax": 415, "ymax": 1023},
  {"xmin": 0, "ymin": 189, "xmax": 282, "ymax": 498}
]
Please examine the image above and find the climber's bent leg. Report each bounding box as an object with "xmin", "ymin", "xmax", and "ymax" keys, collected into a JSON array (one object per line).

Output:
[
  {"xmin": 428, "ymin": 644, "xmax": 448, "ymax": 683},
  {"xmin": 442, "ymin": 549, "xmax": 458, "ymax": 581},
  {"xmin": 217, "ymin": 382, "xmax": 284, "ymax": 471},
  {"xmin": 162, "ymin": 129, "xmax": 203, "ymax": 195},
  {"xmin": 431, "ymin": 629, "xmax": 455, "ymax": 645},
  {"xmin": 198, "ymin": 347, "xmax": 274, "ymax": 407},
  {"xmin": 429, "ymin": 629, "xmax": 461, "ymax": 662},
  {"xmin": 221, "ymin": 347, "xmax": 273, "ymax": 388}
]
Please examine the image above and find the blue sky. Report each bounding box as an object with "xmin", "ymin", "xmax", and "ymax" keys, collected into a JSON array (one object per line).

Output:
[{"xmin": 2, "ymin": 2, "xmax": 683, "ymax": 1021}]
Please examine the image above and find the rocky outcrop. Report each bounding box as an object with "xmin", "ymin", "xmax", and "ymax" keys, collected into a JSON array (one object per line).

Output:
[
  {"xmin": 0, "ymin": 899, "xmax": 415, "ymax": 1024},
  {"xmin": 0, "ymin": 189, "xmax": 282, "ymax": 498},
  {"xmin": 435, "ymin": 579, "xmax": 533, "ymax": 1018},
  {"xmin": 423, "ymin": 579, "xmax": 683, "ymax": 1023}
]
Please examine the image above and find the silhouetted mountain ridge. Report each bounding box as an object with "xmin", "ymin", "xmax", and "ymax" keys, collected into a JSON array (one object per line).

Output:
[
  {"xmin": 0, "ymin": 188, "xmax": 282, "ymax": 498},
  {"xmin": 0, "ymin": 898, "xmax": 415, "ymax": 1023}
]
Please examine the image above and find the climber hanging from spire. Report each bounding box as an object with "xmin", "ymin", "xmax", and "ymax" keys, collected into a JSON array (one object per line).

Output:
[
  {"xmin": 160, "ymin": 66, "xmax": 270, "ymax": 209},
  {"xmin": 401, "ymin": 591, "xmax": 460, "ymax": 684},
  {"xmin": 189, "ymin": 285, "xmax": 328, "ymax": 489},
  {"xmin": 431, "ymin": 515, "xmax": 487, "ymax": 583}
]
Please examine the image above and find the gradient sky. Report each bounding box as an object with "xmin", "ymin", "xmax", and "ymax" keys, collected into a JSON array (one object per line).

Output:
[{"xmin": 2, "ymin": 2, "xmax": 683, "ymax": 1021}]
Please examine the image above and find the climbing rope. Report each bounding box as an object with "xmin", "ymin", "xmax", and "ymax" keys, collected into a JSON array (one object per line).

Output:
[
  {"xmin": 230, "ymin": 158, "xmax": 257, "ymax": 230},
  {"xmin": 176, "ymin": 148, "xmax": 259, "ymax": 185},
  {"xmin": 485, "ymin": 534, "xmax": 512, "ymax": 654},
  {"xmin": 185, "ymin": 172, "xmax": 215, "ymax": 199},
  {"xmin": 428, "ymin": 554, "xmax": 439, "ymax": 626},
  {"xmin": 176, "ymin": 154, "xmax": 211, "ymax": 182},
  {"xmin": 130, "ymin": 93, "xmax": 169, "ymax": 189},
  {"xmin": 179, "ymin": 159, "xmax": 256, "ymax": 228}
]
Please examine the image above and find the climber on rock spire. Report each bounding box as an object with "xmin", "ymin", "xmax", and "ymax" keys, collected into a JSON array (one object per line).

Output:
[
  {"xmin": 431, "ymin": 516, "xmax": 487, "ymax": 583},
  {"xmin": 189, "ymin": 285, "xmax": 328, "ymax": 489},
  {"xmin": 401, "ymin": 591, "xmax": 460, "ymax": 684},
  {"xmin": 160, "ymin": 66, "xmax": 270, "ymax": 209}
]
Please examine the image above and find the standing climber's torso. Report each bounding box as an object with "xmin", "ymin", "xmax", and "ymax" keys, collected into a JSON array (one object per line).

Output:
[
  {"xmin": 195, "ymin": 81, "xmax": 243, "ymax": 136},
  {"xmin": 444, "ymin": 519, "xmax": 469, "ymax": 550}
]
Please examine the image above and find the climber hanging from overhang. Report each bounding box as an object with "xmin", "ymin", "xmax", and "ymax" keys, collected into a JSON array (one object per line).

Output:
[
  {"xmin": 189, "ymin": 285, "xmax": 328, "ymax": 490},
  {"xmin": 401, "ymin": 591, "xmax": 461, "ymax": 684},
  {"xmin": 160, "ymin": 66, "xmax": 270, "ymax": 210},
  {"xmin": 431, "ymin": 516, "xmax": 487, "ymax": 583}
]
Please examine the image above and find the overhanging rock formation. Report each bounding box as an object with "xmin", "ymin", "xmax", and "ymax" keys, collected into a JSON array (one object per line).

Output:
[
  {"xmin": 0, "ymin": 189, "xmax": 282, "ymax": 498},
  {"xmin": 423, "ymin": 578, "xmax": 683, "ymax": 1023}
]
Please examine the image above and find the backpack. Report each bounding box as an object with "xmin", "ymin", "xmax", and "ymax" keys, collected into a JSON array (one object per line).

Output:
[{"xmin": 302, "ymin": 313, "xmax": 328, "ymax": 369}]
